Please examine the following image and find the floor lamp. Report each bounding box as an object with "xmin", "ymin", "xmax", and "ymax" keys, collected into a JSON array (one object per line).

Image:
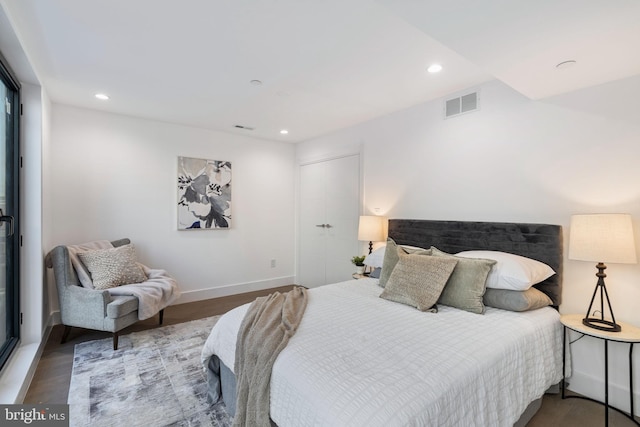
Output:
[{"xmin": 569, "ymin": 213, "xmax": 637, "ymax": 332}]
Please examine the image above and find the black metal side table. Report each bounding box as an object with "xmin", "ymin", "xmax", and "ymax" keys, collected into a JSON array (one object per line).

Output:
[{"xmin": 561, "ymin": 314, "xmax": 640, "ymax": 427}]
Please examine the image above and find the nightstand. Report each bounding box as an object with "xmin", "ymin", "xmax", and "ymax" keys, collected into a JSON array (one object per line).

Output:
[
  {"xmin": 561, "ymin": 314, "xmax": 640, "ymax": 427},
  {"xmin": 352, "ymin": 273, "xmax": 369, "ymax": 280}
]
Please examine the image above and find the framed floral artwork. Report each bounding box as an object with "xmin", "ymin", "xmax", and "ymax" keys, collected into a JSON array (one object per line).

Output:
[{"xmin": 177, "ymin": 156, "xmax": 231, "ymax": 229}]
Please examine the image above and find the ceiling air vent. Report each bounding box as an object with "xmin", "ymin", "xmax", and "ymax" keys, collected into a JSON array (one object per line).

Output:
[{"xmin": 444, "ymin": 91, "xmax": 479, "ymax": 118}]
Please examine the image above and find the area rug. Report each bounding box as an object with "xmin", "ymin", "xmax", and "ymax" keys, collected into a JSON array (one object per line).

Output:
[{"xmin": 67, "ymin": 316, "xmax": 232, "ymax": 427}]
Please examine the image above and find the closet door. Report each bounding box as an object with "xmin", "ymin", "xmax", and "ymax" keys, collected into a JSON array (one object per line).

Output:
[
  {"xmin": 299, "ymin": 155, "xmax": 359, "ymax": 288},
  {"xmin": 299, "ymin": 161, "xmax": 327, "ymax": 287}
]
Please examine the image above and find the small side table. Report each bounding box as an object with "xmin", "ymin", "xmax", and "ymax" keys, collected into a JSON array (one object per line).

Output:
[
  {"xmin": 561, "ymin": 314, "xmax": 640, "ymax": 427},
  {"xmin": 352, "ymin": 273, "xmax": 370, "ymax": 280}
]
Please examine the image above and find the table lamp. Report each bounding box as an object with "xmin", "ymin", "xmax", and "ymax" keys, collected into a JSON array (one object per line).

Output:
[
  {"xmin": 358, "ymin": 215, "xmax": 384, "ymax": 254},
  {"xmin": 569, "ymin": 213, "xmax": 637, "ymax": 332}
]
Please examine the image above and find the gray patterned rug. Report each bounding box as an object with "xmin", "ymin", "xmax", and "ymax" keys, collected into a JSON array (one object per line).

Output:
[{"xmin": 67, "ymin": 316, "xmax": 232, "ymax": 427}]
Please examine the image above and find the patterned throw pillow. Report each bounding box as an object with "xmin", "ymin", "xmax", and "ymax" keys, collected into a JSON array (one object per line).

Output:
[
  {"xmin": 78, "ymin": 244, "xmax": 148, "ymax": 290},
  {"xmin": 380, "ymin": 248, "xmax": 458, "ymax": 312},
  {"xmin": 379, "ymin": 238, "xmax": 432, "ymax": 288}
]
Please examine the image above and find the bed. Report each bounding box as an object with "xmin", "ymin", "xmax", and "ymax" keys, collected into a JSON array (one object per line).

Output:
[{"xmin": 202, "ymin": 219, "xmax": 565, "ymax": 426}]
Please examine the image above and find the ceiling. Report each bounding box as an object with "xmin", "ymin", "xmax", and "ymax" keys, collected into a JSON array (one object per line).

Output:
[{"xmin": 2, "ymin": 0, "xmax": 639, "ymax": 143}]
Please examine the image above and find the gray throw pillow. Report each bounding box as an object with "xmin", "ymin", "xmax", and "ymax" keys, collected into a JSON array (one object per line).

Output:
[
  {"xmin": 369, "ymin": 267, "xmax": 381, "ymax": 278},
  {"xmin": 431, "ymin": 247, "xmax": 496, "ymax": 314},
  {"xmin": 78, "ymin": 244, "xmax": 148, "ymax": 290},
  {"xmin": 483, "ymin": 287, "xmax": 553, "ymax": 312},
  {"xmin": 380, "ymin": 248, "xmax": 458, "ymax": 312},
  {"xmin": 379, "ymin": 238, "xmax": 431, "ymax": 288}
]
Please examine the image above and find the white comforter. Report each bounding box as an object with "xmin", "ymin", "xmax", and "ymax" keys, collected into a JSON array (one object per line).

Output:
[{"xmin": 202, "ymin": 279, "xmax": 564, "ymax": 427}]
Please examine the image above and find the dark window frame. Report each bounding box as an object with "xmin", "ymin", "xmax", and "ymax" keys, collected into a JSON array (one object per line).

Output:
[{"xmin": 0, "ymin": 48, "xmax": 21, "ymax": 372}]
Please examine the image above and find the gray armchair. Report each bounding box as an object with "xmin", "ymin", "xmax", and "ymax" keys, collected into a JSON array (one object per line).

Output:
[{"xmin": 46, "ymin": 238, "xmax": 164, "ymax": 350}]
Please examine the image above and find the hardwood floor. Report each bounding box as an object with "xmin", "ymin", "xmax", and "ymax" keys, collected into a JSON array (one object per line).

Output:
[
  {"xmin": 24, "ymin": 285, "xmax": 640, "ymax": 426},
  {"xmin": 528, "ymin": 392, "xmax": 639, "ymax": 426}
]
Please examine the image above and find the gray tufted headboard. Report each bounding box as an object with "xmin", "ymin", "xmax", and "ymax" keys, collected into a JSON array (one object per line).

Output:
[{"xmin": 388, "ymin": 219, "xmax": 563, "ymax": 307}]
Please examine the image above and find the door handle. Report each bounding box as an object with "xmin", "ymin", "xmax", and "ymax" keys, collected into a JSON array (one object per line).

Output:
[
  {"xmin": 325, "ymin": 224, "xmax": 332, "ymax": 228},
  {"xmin": 0, "ymin": 208, "xmax": 14, "ymax": 237},
  {"xmin": 316, "ymin": 224, "xmax": 326, "ymax": 228}
]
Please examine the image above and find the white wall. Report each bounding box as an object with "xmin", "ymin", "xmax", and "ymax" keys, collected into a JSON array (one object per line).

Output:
[
  {"xmin": 49, "ymin": 105, "xmax": 296, "ymax": 306},
  {"xmin": 297, "ymin": 77, "xmax": 640, "ymax": 412},
  {"xmin": 20, "ymin": 83, "xmax": 44, "ymax": 344},
  {"xmin": 41, "ymin": 88, "xmax": 53, "ymax": 331}
]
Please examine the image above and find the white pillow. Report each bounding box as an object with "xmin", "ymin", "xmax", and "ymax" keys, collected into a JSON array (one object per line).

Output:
[
  {"xmin": 455, "ymin": 250, "xmax": 555, "ymax": 291},
  {"xmin": 364, "ymin": 243, "xmax": 430, "ymax": 268},
  {"xmin": 364, "ymin": 246, "xmax": 386, "ymax": 268}
]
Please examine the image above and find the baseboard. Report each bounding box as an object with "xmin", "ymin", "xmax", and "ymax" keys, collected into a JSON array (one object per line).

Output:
[
  {"xmin": 174, "ymin": 276, "xmax": 297, "ymax": 305},
  {"xmin": 50, "ymin": 311, "xmax": 61, "ymax": 326},
  {"xmin": 568, "ymin": 369, "xmax": 639, "ymax": 415},
  {"xmin": 16, "ymin": 319, "xmax": 54, "ymax": 403}
]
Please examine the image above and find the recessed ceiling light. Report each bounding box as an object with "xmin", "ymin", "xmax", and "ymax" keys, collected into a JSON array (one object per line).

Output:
[
  {"xmin": 427, "ymin": 64, "xmax": 443, "ymax": 73},
  {"xmin": 556, "ymin": 60, "xmax": 577, "ymax": 69},
  {"xmin": 95, "ymin": 93, "xmax": 110, "ymax": 100},
  {"xmin": 250, "ymin": 80, "xmax": 263, "ymax": 86},
  {"xmin": 280, "ymin": 129, "xmax": 289, "ymax": 135}
]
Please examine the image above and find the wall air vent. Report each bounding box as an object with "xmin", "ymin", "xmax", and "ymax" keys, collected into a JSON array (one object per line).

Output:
[
  {"xmin": 444, "ymin": 91, "xmax": 479, "ymax": 118},
  {"xmin": 234, "ymin": 124, "xmax": 255, "ymax": 131}
]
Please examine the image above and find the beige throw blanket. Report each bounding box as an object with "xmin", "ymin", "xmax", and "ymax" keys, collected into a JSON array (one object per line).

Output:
[{"xmin": 233, "ymin": 286, "xmax": 308, "ymax": 427}]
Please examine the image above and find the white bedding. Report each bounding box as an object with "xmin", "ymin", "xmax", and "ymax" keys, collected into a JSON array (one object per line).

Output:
[{"xmin": 201, "ymin": 278, "xmax": 564, "ymax": 427}]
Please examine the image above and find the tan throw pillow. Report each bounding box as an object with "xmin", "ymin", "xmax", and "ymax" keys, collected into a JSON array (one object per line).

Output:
[
  {"xmin": 78, "ymin": 244, "xmax": 148, "ymax": 290},
  {"xmin": 379, "ymin": 238, "xmax": 432, "ymax": 288},
  {"xmin": 380, "ymin": 248, "xmax": 458, "ymax": 312}
]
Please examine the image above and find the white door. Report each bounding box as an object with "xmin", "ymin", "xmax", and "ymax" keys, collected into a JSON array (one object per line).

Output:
[{"xmin": 299, "ymin": 155, "xmax": 360, "ymax": 288}]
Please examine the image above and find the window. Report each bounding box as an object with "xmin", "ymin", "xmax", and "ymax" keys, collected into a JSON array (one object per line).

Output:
[{"xmin": 0, "ymin": 49, "xmax": 20, "ymax": 371}]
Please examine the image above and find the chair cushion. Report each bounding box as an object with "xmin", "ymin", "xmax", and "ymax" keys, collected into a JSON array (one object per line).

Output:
[{"xmin": 106, "ymin": 295, "xmax": 139, "ymax": 319}]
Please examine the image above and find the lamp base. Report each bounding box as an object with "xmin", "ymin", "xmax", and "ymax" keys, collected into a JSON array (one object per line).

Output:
[
  {"xmin": 582, "ymin": 262, "xmax": 622, "ymax": 333},
  {"xmin": 582, "ymin": 317, "xmax": 621, "ymax": 332}
]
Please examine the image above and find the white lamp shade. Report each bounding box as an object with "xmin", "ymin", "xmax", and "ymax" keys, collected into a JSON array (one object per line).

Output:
[
  {"xmin": 358, "ymin": 215, "xmax": 384, "ymax": 242},
  {"xmin": 569, "ymin": 213, "xmax": 637, "ymax": 264}
]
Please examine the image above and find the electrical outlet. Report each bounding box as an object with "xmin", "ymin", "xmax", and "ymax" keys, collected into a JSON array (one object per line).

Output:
[{"xmin": 270, "ymin": 259, "xmax": 276, "ymax": 268}]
